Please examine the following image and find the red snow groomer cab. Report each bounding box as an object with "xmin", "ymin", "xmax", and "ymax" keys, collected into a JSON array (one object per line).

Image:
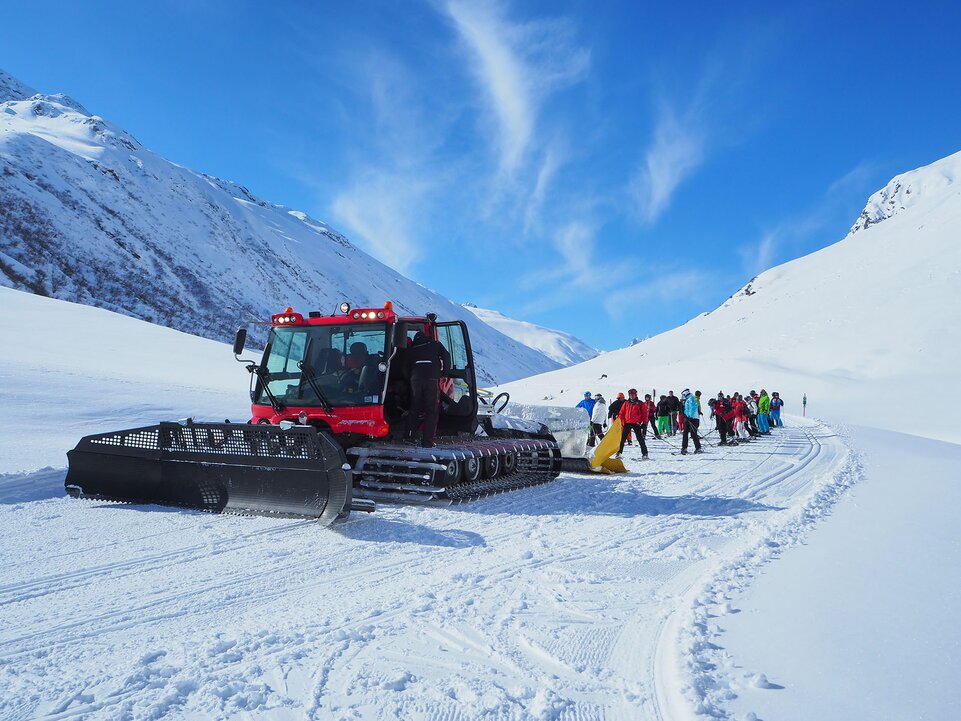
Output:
[{"xmin": 65, "ymin": 302, "xmax": 562, "ymax": 526}]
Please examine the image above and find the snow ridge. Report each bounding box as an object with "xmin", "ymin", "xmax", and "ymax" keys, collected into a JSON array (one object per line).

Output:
[
  {"xmin": 463, "ymin": 304, "xmax": 598, "ymax": 366},
  {"xmin": 0, "ymin": 68, "xmax": 36, "ymax": 102},
  {"xmin": 851, "ymin": 150, "xmax": 961, "ymax": 232},
  {"xmin": 0, "ymin": 69, "xmax": 560, "ymax": 384}
]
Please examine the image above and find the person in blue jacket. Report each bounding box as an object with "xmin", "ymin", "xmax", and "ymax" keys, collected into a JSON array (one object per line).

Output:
[
  {"xmin": 576, "ymin": 391, "xmax": 596, "ymax": 416},
  {"xmin": 680, "ymin": 388, "xmax": 703, "ymax": 454},
  {"xmin": 576, "ymin": 391, "xmax": 597, "ymax": 445}
]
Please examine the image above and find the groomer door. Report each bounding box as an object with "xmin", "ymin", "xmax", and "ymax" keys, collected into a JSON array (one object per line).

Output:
[{"xmin": 435, "ymin": 321, "xmax": 478, "ymax": 433}]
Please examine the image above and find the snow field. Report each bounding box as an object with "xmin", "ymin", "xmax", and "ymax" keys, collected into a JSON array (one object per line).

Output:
[
  {"xmin": 717, "ymin": 427, "xmax": 961, "ymax": 721},
  {"xmin": 657, "ymin": 424, "xmax": 860, "ymax": 720},
  {"xmin": 0, "ymin": 417, "xmax": 853, "ymax": 720},
  {"xmin": 0, "ymin": 286, "xmax": 248, "ymax": 472}
]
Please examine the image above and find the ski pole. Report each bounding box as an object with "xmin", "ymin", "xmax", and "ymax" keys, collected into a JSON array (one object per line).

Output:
[{"xmin": 655, "ymin": 433, "xmax": 680, "ymax": 451}]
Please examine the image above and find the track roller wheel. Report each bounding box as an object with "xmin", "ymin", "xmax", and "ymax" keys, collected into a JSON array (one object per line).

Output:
[
  {"xmin": 442, "ymin": 459, "xmax": 460, "ymax": 486},
  {"xmin": 463, "ymin": 456, "xmax": 482, "ymax": 483},
  {"xmin": 503, "ymin": 452, "xmax": 518, "ymax": 475},
  {"xmin": 484, "ymin": 454, "xmax": 501, "ymax": 478}
]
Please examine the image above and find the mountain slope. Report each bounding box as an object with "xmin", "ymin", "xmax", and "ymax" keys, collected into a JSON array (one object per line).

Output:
[
  {"xmin": 499, "ymin": 150, "xmax": 961, "ymax": 443},
  {"xmin": 463, "ymin": 304, "xmax": 598, "ymax": 366},
  {"xmin": 0, "ymin": 68, "xmax": 560, "ymax": 385},
  {"xmin": 0, "ymin": 69, "xmax": 36, "ymax": 102}
]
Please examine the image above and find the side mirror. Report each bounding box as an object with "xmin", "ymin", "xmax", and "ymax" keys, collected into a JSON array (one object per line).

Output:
[{"xmin": 233, "ymin": 328, "xmax": 247, "ymax": 356}]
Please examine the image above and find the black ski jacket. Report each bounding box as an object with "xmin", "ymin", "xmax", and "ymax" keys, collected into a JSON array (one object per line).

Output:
[
  {"xmin": 608, "ymin": 398, "xmax": 624, "ymax": 420},
  {"xmin": 403, "ymin": 335, "xmax": 452, "ymax": 380}
]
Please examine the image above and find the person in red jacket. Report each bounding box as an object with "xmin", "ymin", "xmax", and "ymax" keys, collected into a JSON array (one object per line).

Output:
[
  {"xmin": 617, "ymin": 388, "xmax": 650, "ymax": 459},
  {"xmin": 643, "ymin": 393, "xmax": 661, "ymax": 440},
  {"xmin": 731, "ymin": 393, "xmax": 750, "ymax": 441}
]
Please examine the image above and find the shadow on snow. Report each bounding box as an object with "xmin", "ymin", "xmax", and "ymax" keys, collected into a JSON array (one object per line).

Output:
[
  {"xmin": 338, "ymin": 517, "xmax": 486, "ymax": 548},
  {"xmin": 0, "ymin": 467, "xmax": 67, "ymax": 505},
  {"xmin": 455, "ymin": 473, "xmax": 782, "ymax": 519}
]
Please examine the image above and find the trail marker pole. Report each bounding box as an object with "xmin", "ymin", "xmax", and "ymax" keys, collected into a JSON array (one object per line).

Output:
[{"xmin": 803, "ymin": 393, "xmax": 807, "ymax": 417}]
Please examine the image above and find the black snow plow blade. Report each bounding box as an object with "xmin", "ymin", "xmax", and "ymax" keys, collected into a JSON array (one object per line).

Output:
[
  {"xmin": 66, "ymin": 422, "xmax": 357, "ymax": 525},
  {"xmin": 560, "ymin": 456, "xmax": 594, "ymax": 473},
  {"xmin": 349, "ymin": 436, "xmax": 562, "ymax": 505}
]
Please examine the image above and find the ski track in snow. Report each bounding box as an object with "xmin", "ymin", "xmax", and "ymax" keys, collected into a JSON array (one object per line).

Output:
[{"xmin": 0, "ymin": 417, "xmax": 853, "ymax": 720}]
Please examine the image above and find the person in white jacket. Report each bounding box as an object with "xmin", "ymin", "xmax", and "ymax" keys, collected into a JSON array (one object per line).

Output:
[{"xmin": 590, "ymin": 393, "xmax": 608, "ymax": 443}]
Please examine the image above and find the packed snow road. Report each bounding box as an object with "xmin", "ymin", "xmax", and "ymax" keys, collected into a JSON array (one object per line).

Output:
[{"xmin": 0, "ymin": 418, "xmax": 853, "ymax": 720}]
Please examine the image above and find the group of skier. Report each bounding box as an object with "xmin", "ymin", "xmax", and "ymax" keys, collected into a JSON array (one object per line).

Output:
[
  {"xmin": 575, "ymin": 388, "xmax": 785, "ymax": 460},
  {"xmin": 707, "ymin": 390, "xmax": 784, "ymax": 446}
]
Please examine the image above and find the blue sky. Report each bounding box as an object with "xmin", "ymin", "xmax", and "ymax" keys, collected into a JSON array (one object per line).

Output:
[{"xmin": 2, "ymin": 0, "xmax": 959, "ymax": 350}]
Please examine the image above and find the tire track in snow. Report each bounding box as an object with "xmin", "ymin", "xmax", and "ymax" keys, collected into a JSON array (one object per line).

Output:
[
  {"xmin": 649, "ymin": 421, "xmax": 851, "ymax": 721},
  {"xmin": 0, "ymin": 420, "xmax": 845, "ymax": 721},
  {"xmin": 0, "ymin": 517, "xmax": 317, "ymax": 605}
]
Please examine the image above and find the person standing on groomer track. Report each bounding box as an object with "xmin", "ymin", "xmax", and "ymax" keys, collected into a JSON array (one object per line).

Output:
[{"xmin": 403, "ymin": 330, "xmax": 452, "ymax": 448}]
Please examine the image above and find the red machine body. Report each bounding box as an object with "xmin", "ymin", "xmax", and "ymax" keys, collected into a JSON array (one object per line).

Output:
[{"xmin": 245, "ymin": 302, "xmax": 477, "ymax": 444}]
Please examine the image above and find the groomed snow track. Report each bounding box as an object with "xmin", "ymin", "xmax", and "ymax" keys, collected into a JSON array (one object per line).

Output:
[{"xmin": 0, "ymin": 417, "xmax": 854, "ymax": 720}]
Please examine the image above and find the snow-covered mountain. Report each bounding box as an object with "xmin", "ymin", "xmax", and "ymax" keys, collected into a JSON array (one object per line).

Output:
[
  {"xmin": 0, "ymin": 68, "xmax": 560, "ymax": 385},
  {"xmin": 462, "ymin": 303, "xmax": 598, "ymax": 366},
  {"xmin": 0, "ymin": 68, "xmax": 36, "ymax": 101},
  {"xmin": 499, "ymin": 150, "xmax": 961, "ymax": 444}
]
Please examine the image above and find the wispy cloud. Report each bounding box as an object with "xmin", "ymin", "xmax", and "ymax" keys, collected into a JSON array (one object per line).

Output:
[
  {"xmin": 552, "ymin": 220, "xmax": 595, "ymax": 286},
  {"xmin": 444, "ymin": 0, "xmax": 589, "ymax": 175},
  {"xmin": 524, "ymin": 140, "xmax": 567, "ymax": 233},
  {"xmin": 603, "ymin": 270, "xmax": 714, "ymax": 320},
  {"xmin": 626, "ymin": 23, "xmax": 781, "ymax": 227},
  {"xmin": 629, "ymin": 104, "xmax": 705, "ymax": 224},
  {"xmin": 330, "ymin": 170, "xmax": 431, "ymax": 274},
  {"xmin": 514, "ymin": 219, "xmax": 603, "ymax": 314},
  {"xmin": 739, "ymin": 161, "xmax": 880, "ymax": 277},
  {"xmin": 739, "ymin": 231, "xmax": 778, "ymax": 277},
  {"xmin": 324, "ymin": 50, "xmax": 453, "ymax": 273},
  {"xmin": 826, "ymin": 162, "xmax": 877, "ymax": 197}
]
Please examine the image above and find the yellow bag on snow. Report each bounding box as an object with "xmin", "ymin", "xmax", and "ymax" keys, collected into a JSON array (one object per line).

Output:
[{"xmin": 591, "ymin": 419, "xmax": 627, "ymax": 473}]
